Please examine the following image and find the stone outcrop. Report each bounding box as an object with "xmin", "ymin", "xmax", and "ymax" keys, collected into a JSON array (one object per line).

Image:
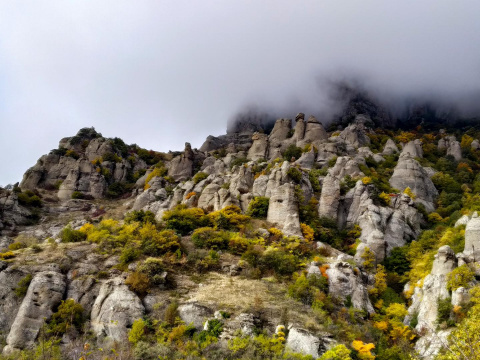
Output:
[
  {"xmin": 326, "ymin": 261, "xmax": 374, "ymax": 314},
  {"xmin": 178, "ymin": 303, "xmax": 213, "ymax": 330},
  {"xmin": 0, "ymin": 188, "xmax": 33, "ymax": 234},
  {"xmin": 286, "ymin": 327, "xmax": 334, "ymax": 358},
  {"xmin": 438, "ymin": 136, "xmax": 462, "ymax": 161},
  {"xmin": 337, "ymin": 115, "xmax": 371, "ymax": 148},
  {"xmin": 389, "ymin": 156, "xmax": 438, "ymax": 212},
  {"xmin": 247, "ymin": 132, "xmax": 269, "ymax": 161},
  {"xmin": 382, "ymin": 138, "xmax": 399, "ymax": 155},
  {"xmin": 267, "ymin": 183, "xmax": 301, "ymax": 237},
  {"xmin": 168, "ymin": 143, "xmax": 195, "ymax": 182},
  {"xmin": 464, "ymin": 212, "xmax": 480, "ymax": 261},
  {"xmin": 405, "ymin": 246, "xmax": 457, "ymax": 332},
  {"xmin": 90, "ymin": 278, "xmax": 144, "ymax": 342},
  {"xmin": 3, "ymin": 271, "xmax": 66, "ymax": 354}
]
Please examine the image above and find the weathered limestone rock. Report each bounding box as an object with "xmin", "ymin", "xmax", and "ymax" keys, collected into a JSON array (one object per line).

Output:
[
  {"xmin": 464, "ymin": 212, "xmax": 480, "ymax": 260},
  {"xmin": 438, "ymin": 136, "xmax": 462, "ymax": 161},
  {"xmin": 295, "ymin": 148, "xmax": 316, "ymax": 169},
  {"xmin": 286, "ymin": 327, "xmax": 334, "ymax": 358},
  {"xmin": 0, "ymin": 268, "xmax": 28, "ymax": 336},
  {"xmin": 178, "ymin": 303, "xmax": 213, "ymax": 330},
  {"xmin": 3, "ymin": 271, "xmax": 66, "ymax": 354},
  {"xmin": 326, "ymin": 261, "xmax": 374, "ymax": 314},
  {"xmin": 389, "ymin": 156, "xmax": 438, "ymax": 212},
  {"xmin": 405, "ymin": 246, "xmax": 457, "ymax": 332},
  {"xmin": 267, "ymin": 183, "xmax": 301, "ymax": 237},
  {"xmin": 0, "ymin": 189, "xmax": 32, "ymax": 234},
  {"xmin": 247, "ymin": 132, "xmax": 269, "ymax": 161},
  {"xmin": 297, "ymin": 116, "xmax": 328, "ymax": 147},
  {"xmin": 401, "ymin": 140, "xmax": 423, "ymax": 158},
  {"xmin": 168, "ymin": 143, "xmax": 195, "ymax": 182},
  {"xmin": 318, "ymin": 156, "xmax": 364, "ymax": 219},
  {"xmin": 90, "ymin": 278, "xmax": 144, "ymax": 342},
  {"xmin": 382, "ymin": 138, "xmax": 399, "ymax": 155},
  {"xmin": 337, "ymin": 115, "xmax": 371, "ymax": 148}
]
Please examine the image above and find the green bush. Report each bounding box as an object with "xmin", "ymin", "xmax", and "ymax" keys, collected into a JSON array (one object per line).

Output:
[
  {"xmin": 437, "ymin": 297, "xmax": 454, "ymax": 326},
  {"xmin": 193, "ymin": 172, "xmax": 208, "ymax": 184},
  {"xmin": 284, "ymin": 144, "xmax": 302, "ymax": 161},
  {"xmin": 17, "ymin": 191, "xmax": 42, "ymax": 207},
  {"xmin": 125, "ymin": 210, "xmax": 157, "ymax": 225},
  {"xmin": 119, "ymin": 246, "xmax": 140, "ymax": 265},
  {"xmin": 246, "ymin": 197, "xmax": 270, "ymax": 218},
  {"xmin": 163, "ymin": 205, "xmax": 211, "ymax": 235},
  {"xmin": 14, "ymin": 274, "xmax": 33, "ymax": 298},
  {"xmin": 71, "ymin": 191, "xmax": 84, "ymax": 199},
  {"xmin": 192, "ymin": 227, "xmax": 230, "ymax": 250},
  {"xmin": 384, "ymin": 247, "xmax": 410, "ymax": 276},
  {"xmin": 230, "ymin": 157, "xmax": 250, "ymax": 168},
  {"xmin": 261, "ymin": 248, "xmax": 297, "ymax": 276},
  {"xmin": 447, "ymin": 265, "xmax": 475, "ymax": 291},
  {"xmin": 141, "ymin": 229, "xmax": 180, "ymax": 256},
  {"xmin": 138, "ymin": 258, "xmax": 166, "ymax": 285},
  {"xmin": 309, "ymin": 169, "xmax": 323, "ymax": 193},
  {"xmin": 60, "ymin": 226, "xmax": 87, "ymax": 243},
  {"xmin": 287, "ymin": 167, "xmax": 302, "ymax": 183},
  {"xmin": 48, "ymin": 299, "xmax": 84, "ymax": 335},
  {"xmin": 107, "ymin": 182, "xmax": 131, "ymax": 198},
  {"xmin": 126, "ymin": 271, "xmax": 151, "ymax": 296},
  {"xmin": 288, "ymin": 273, "xmax": 327, "ymax": 305}
]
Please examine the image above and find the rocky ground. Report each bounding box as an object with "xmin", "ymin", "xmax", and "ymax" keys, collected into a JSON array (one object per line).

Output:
[{"xmin": 1, "ymin": 104, "xmax": 480, "ymax": 359}]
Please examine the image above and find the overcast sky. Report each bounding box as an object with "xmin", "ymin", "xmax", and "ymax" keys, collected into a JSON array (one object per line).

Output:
[{"xmin": 1, "ymin": 1, "xmax": 480, "ymax": 185}]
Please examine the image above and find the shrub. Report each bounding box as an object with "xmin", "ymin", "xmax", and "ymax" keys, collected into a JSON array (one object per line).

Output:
[
  {"xmin": 288, "ymin": 273, "xmax": 327, "ymax": 305},
  {"xmin": 144, "ymin": 167, "xmax": 168, "ymax": 189},
  {"xmin": 17, "ymin": 191, "xmax": 42, "ymax": 207},
  {"xmin": 125, "ymin": 210, "xmax": 157, "ymax": 225},
  {"xmin": 119, "ymin": 246, "xmax": 140, "ymax": 265},
  {"xmin": 287, "ymin": 167, "xmax": 303, "ymax": 183},
  {"xmin": 437, "ymin": 297, "xmax": 453, "ymax": 326},
  {"xmin": 191, "ymin": 227, "xmax": 230, "ymax": 250},
  {"xmin": 14, "ymin": 274, "xmax": 33, "ymax": 298},
  {"xmin": 129, "ymin": 319, "xmax": 146, "ymax": 345},
  {"xmin": 163, "ymin": 205, "xmax": 211, "ymax": 235},
  {"xmin": 71, "ymin": 191, "xmax": 85, "ymax": 199},
  {"xmin": 208, "ymin": 205, "xmax": 250, "ymax": 231},
  {"xmin": 229, "ymin": 235, "xmax": 250, "ymax": 255},
  {"xmin": 107, "ymin": 182, "xmax": 130, "ymax": 198},
  {"xmin": 300, "ymin": 223, "xmax": 314, "ymax": 242},
  {"xmin": 284, "ymin": 144, "xmax": 302, "ymax": 161},
  {"xmin": 48, "ymin": 299, "xmax": 84, "ymax": 335},
  {"xmin": 126, "ymin": 271, "xmax": 151, "ymax": 296},
  {"xmin": 309, "ymin": 169, "xmax": 323, "ymax": 193},
  {"xmin": 246, "ymin": 196, "xmax": 269, "ymax": 218},
  {"xmin": 447, "ymin": 265, "xmax": 475, "ymax": 291},
  {"xmin": 193, "ymin": 172, "xmax": 208, "ymax": 184},
  {"xmin": 261, "ymin": 248, "xmax": 297, "ymax": 276},
  {"xmin": 0, "ymin": 251, "xmax": 15, "ymax": 260},
  {"xmin": 60, "ymin": 226, "xmax": 87, "ymax": 243},
  {"xmin": 140, "ymin": 228, "xmax": 180, "ymax": 256},
  {"xmin": 230, "ymin": 156, "xmax": 249, "ymax": 168},
  {"xmin": 138, "ymin": 258, "xmax": 166, "ymax": 285},
  {"xmin": 165, "ymin": 301, "xmax": 179, "ymax": 326}
]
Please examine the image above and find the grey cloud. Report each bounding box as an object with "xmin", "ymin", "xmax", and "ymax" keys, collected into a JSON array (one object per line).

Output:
[{"xmin": 0, "ymin": 1, "xmax": 479, "ymax": 185}]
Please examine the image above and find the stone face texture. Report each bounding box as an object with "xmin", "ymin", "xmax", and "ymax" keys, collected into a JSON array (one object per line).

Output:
[
  {"xmin": 389, "ymin": 156, "xmax": 438, "ymax": 212},
  {"xmin": 90, "ymin": 278, "xmax": 144, "ymax": 342},
  {"xmin": 267, "ymin": 183, "xmax": 301, "ymax": 237},
  {"xmin": 3, "ymin": 271, "xmax": 66, "ymax": 354}
]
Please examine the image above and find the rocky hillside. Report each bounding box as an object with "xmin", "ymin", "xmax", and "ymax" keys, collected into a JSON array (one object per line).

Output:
[{"xmin": 1, "ymin": 105, "xmax": 480, "ymax": 360}]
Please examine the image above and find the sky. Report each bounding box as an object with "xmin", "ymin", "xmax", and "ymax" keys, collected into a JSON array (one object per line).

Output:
[{"xmin": 0, "ymin": 1, "xmax": 480, "ymax": 186}]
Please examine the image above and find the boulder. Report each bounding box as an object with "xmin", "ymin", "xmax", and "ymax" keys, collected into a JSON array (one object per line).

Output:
[
  {"xmin": 267, "ymin": 183, "xmax": 301, "ymax": 237},
  {"xmin": 3, "ymin": 271, "xmax": 66, "ymax": 354},
  {"xmin": 389, "ymin": 156, "xmax": 438, "ymax": 212},
  {"xmin": 337, "ymin": 115, "xmax": 371, "ymax": 148},
  {"xmin": 247, "ymin": 133, "xmax": 269, "ymax": 161},
  {"xmin": 286, "ymin": 327, "xmax": 334, "ymax": 358},
  {"xmin": 405, "ymin": 246, "xmax": 457, "ymax": 332},
  {"xmin": 382, "ymin": 138, "xmax": 399, "ymax": 155},
  {"xmin": 464, "ymin": 213, "xmax": 480, "ymax": 260},
  {"xmin": 178, "ymin": 303, "xmax": 213, "ymax": 331},
  {"xmin": 90, "ymin": 278, "xmax": 144, "ymax": 342},
  {"xmin": 168, "ymin": 143, "xmax": 195, "ymax": 182},
  {"xmin": 401, "ymin": 140, "xmax": 423, "ymax": 158},
  {"xmin": 326, "ymin": 261, "xmax": 374, "ymax": 314}
]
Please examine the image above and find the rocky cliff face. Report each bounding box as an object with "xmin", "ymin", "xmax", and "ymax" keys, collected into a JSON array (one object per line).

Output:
[{"xmin": 4, "ymin": 112, "xmax": 480, "ymax": 359}]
